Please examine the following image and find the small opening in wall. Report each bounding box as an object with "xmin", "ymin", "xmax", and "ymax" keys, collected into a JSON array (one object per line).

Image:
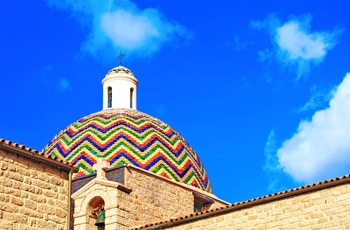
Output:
[
  {"xmin": 87, "ymin": 196, "xmax": 105, "ymax": 229},
  {"xmin": 107, "ymin": 87, "xmax": 112, "ymax": 108},
  {"xmin": 193, "ymin": 192, "xmax": 214, "ymax": 212},
  {"xmin": 130, "ymin": 87, "xmax": 134, "ymax": 108}
]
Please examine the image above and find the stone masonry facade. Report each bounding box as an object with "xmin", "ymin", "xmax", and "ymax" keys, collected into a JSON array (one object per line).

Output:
[
  {"xmin": 124, "ymin": 166, "xmax": 227, "ymax": 228},
  {"xmin": 0, "ymin": 148, "xmax": 71, "ymax": 230},
  {"xmin": 125, "ymin": 167, "xmax": 194, "ymax": 227},
  {"xmin": 71, "ymin": 165, "xmax": 227, "ymax": 229},
  {"xmin": 72, "ymin": 179, "xmax": 131, "ymax": 230},
  {"xmin": 161, "ymin": 182, "xmax": 350, "ymax": 230}
]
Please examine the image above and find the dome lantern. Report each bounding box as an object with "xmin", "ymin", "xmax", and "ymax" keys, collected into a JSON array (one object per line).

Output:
[{"xmin": 101, "ymin": 51, "xmax": 138, "ymax": 110}]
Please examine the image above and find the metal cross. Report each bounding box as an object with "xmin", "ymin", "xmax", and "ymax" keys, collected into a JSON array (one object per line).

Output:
[{"xmin": 117, "ymin": 50, "xmax": 125, "ymax": 66}]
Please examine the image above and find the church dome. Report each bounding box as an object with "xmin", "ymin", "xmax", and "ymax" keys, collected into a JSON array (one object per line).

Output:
[
  {"xmin": 106, "ymin": 66, "xmax": 135, "ymax": 77},
  {"xmin": 43, "ymin": 108, "xmax": 212, "ymax": 193}
]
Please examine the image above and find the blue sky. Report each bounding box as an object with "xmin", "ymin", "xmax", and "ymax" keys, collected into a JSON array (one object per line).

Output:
[{"xmin": 1, "ymin": 0, "xmax": 350, "ymax": 203}]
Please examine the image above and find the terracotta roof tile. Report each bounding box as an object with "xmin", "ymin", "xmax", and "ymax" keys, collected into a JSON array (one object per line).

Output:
[
  {"xmin": 131, "ymin": 174, "xmax": 350, "ymax": 230},
  {"xmin": 0, "ymin": 138, "xmax": 76, "ymax": 171}
]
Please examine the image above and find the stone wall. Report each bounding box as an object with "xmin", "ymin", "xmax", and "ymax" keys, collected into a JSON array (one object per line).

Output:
[
  {"xmin": 0, "ymin": 148, "xmax": 71, "ymax": 230},
  {"xmin": 207, "ymin": 196, "xmax": 228, "ymax": 210},
  {"xmin": 71, "ymin": 165, "xmax": 227, "ymax": 229},
  {"xmin": 72, "ymin": 179, "xmax": 131, "ymax": 230},
  {"xmin": 164, "ymin": 182, "xmax": 350, "ymax": 230},
  {"xmin": 125, "ymin": 167, "xmax": 223, "ymax": 227}
]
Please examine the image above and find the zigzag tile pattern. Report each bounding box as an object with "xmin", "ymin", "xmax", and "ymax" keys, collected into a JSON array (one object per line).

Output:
[{"xmin": 43, "ymin": 109, "xmax": 212, "ymax": 193}]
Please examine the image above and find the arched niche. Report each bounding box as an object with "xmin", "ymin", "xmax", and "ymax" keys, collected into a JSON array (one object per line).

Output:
[{"xmin": 87, "ymin": 196, "xmax": 105, "ymax": 229}]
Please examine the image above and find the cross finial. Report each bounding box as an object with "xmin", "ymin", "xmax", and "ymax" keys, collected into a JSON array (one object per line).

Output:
[
  {"xmin": 117, "ymin": 50, "xmax": 125, "ymax": 66},
  {"xmin": 93, "ymin": 158, "xmax": 110, "ymax": 180}
]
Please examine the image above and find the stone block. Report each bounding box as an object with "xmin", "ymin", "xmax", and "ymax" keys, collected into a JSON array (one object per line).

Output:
[
  {"xmin": 2, "ymin": 212, "xmax": 28, "ymax": 224},
  {"xmin": 7, "ymin": 164, "xmax": 16, "ymax": 172},
  {"xmin": 28, "ymin": 193, "xmax": 46, "ymax": 203},
  {"xmin": 73, "ymin": 215, "xmax": 87, "ymax": 225},
  {"xmin": 16, "ymin": 167, "xmax": 30, "ymax": 176},
  {"xmin": 30, "ymin": 170, "xmax": 38, "ymax": 178},
  {"xmin": 55, "ymin": 207, "xmax": 68, "ymax": 218},
  {"xmin": 49, "ymin": 214, "xmax": 65, "ymax": 224},
  {"xmin": 32, "ymin": 179, "xmax": 52, "ymax": 190},
  {"xmin": 36, "ymin": 219, "xmax": 57, "ymax": 229},
  {"xmin": 42, "ymin": 188, "xmax": 58, "ymax": 198},
  {"xmin": 58, "ymin": 187, "xmax": 68, "ymax": 195},
  {"xmin": 47, "ymin": 198, "xmax": 56, "ymax": 206},
  {"xmin": 21, "ymin": 192, "xmax": 28, "ymax": 201},
  {"xmin": 34, "ymin": 187, "xmax": 42, "ymax": 195},
  {"xmin": 0, "ymin": 200, "xmax": 19, "ymax": 212},
  {"xmin": 1, "ymin": 162, "xmax": 8, "ymax": 170},
  {"xmin": 11, "ymin": 196, "xmax": 24, "ymax": 206},
  {"xmin": 56, "ymin": 199, "xmax": 68, "ymax": 210},
  {"xmin": 0, "ymin": 193, "xmax": 10, "ymax": 202},
  {"xmin": 50, "ymin": 176, "xmax": 64, "ymax": 186},
  {"xmin": 37, "ymin": 204, "xmax": 55, "ymax": 215},
  {"xmin": 0, "ymin": 219, "xmax": 13, "ymax": 230},
  {"xmin": 38, "ymin": 173, "xmax": 51, "ymax": 183},
  {"xmin": 2, "ymin": 178, "xmax": 13, "ymax": 187},
  {"xmin": 9, "ymin": 171, "xmax": 24, "ymax": 182},
  {"xmin": 17, "ymin": 224, "xmax": 33, "ymax": 230}
]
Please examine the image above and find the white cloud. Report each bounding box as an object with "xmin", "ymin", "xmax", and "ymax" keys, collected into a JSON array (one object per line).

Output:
[
  {"xmin": 58, "ymin": 78, "xmax": 71, "ymax": 91},
  {"xmin": 263, "ymin": 130, "xmax": 281, "ymax": 192},
  {"xmin": 251, "ymin": 15, "xmax": 342, "ymax": 80},
  {"xmin": 277, "ymin": 22, "xmax": 328, "ymax": 60},
  {"xmin": 258, "ymin": 49, "xmax": 273, "ymax": 63},
  {"xmin": 263, "ymin": 130, "xmax": 297, "ymax": 192},
  {"xmin": 101, "ymin": 10, "xmax": 159, "ymax": 49},
  {"xmin": 47, "ymin": 0, "xmax": 189, "ymax": 60},
  {"xmin": 231, "ymin": 35, "xmax": 251, "ymax": 51},
  {"xmin": 277, "ymin": 73, "xmax": 350, "ymax": 183},
  {"xmin": 38, "ymin": 66, "xmax": 71, "ymax": 91},
  {"xmin": 297, "ymin": 85, "xmax": 333, "ymax": 113}
]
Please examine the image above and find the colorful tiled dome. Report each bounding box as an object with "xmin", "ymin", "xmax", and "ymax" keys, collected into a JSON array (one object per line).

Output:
[
  {"xmin": 106, "ymin": 66, "xmax": 135, "ymax": 77},
  {"xmin": 43, "ymin": 108, "xmax": 212, "ymax": 193}
]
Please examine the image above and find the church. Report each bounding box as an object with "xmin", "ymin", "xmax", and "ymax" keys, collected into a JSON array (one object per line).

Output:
[{"xmin": 1, "ymin": 62, "xmax": 350, "ymax": 229}]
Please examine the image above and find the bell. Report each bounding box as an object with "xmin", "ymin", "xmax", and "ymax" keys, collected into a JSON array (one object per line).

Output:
[{"xmin": 95, "ymin": 209, "xmax": 105, "ymax": 226}]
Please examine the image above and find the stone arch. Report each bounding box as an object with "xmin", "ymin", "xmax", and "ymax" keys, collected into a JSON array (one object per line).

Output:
[
  {"xmin": 74, "ymin": 187, "xmax": 115, "ymax": 229},
  {"xmin": 86, "ymin": 196, "xmax": 105, "ymax": 229},
  {"xmin": 79, "ymin": 188, "xmax": 112, "ymax": 214}
]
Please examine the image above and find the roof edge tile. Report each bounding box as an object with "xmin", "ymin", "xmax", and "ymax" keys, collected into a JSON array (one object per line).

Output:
[
  {"xmin": 0, "ymin": 138, "xmax": 78, "ymax": 172},
  {"xmin": 131, "ymin": 173, "xmax": 350, "ymax": 230}
]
